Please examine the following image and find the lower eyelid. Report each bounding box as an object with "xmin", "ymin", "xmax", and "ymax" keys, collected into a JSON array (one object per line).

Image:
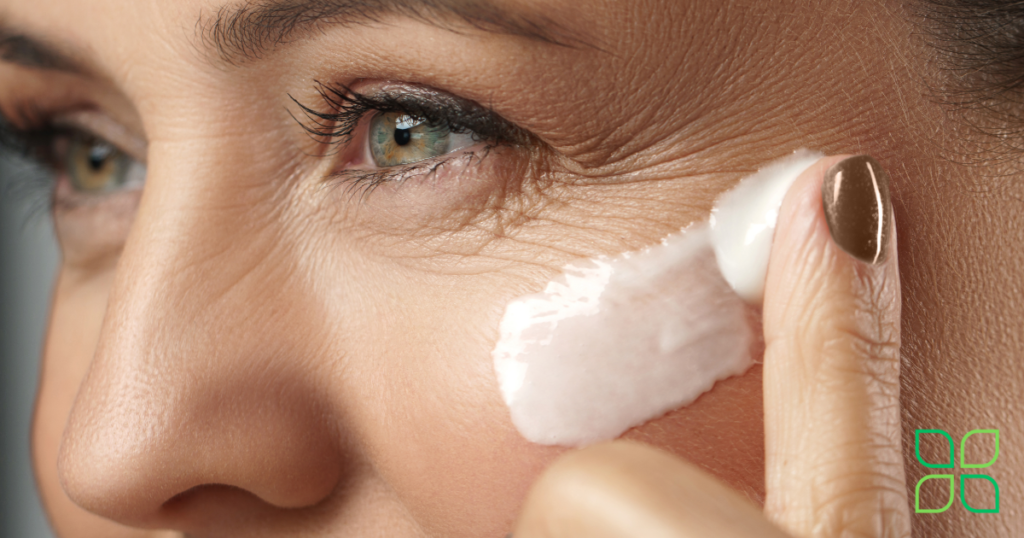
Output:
[
  {"xmin": 52, "ymin": 172, "xmax": 138, "ymax": 209},
  {"xmin": 328, "ymin": 145, "xmax": 496, "ymax": 198},
  {"xmin": 448, "ymin": 131, "xmax": 478, "ymax": 153},
  {"xmin": 51, "ymin": 174, "xmax": 142, "ymax": 267}
]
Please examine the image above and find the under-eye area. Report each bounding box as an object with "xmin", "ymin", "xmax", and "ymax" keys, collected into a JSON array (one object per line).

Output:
[{"xmin": 331, "ymin": 149, "xmax": 567, "ymax": 271}]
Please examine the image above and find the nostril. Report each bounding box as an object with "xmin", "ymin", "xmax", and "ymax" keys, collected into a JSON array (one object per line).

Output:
[
  {"xmin": 165, "ymin": 484, "xmax": 241, "ymax": 507},
  {"xmin": 162, "ymin": 484, "xmax": 260, "ymax": 515},
  {"xmin": 159, "ymin": 482, "xmax": 338, "ymax": 531},
  {"xmin": 40, "ymin": 153, "xmax": 355, "ymax": 535},
  {"xmin": 164, "ymin": 482, "xmax": 333, "ymax": 512}
]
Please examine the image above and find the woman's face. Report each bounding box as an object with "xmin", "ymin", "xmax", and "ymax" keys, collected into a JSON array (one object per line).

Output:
[{"xmin": 3, "ymin": 0, "xmax": 1020, "ymax": 537}]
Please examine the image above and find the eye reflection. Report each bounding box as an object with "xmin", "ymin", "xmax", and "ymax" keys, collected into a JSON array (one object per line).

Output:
[{"xmin": 67, "ymin": 134, "xmax": 145, "ymax": 194}]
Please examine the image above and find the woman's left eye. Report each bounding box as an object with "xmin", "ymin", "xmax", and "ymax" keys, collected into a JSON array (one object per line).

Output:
[
  {"xmin": 368, "ymin": 112, "xmax": 477, "ymax": 168},
  {"xmin": 65, "ymin": 133, "xmax": 145, "ymax": 194}
]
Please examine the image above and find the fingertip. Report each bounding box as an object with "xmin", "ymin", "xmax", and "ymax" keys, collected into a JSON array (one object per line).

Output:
[
  {"xmin": 762, "ymin": 154, "xmax": 852, "ymax": 341},
  {"xmin": 762, "ymin": 153, "xmax": 907, "ymax": 538}
]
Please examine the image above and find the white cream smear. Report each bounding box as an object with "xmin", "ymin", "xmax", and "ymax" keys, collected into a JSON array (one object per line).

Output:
[{"xmin": 492, "ymin": 149, "xmax": 824, "ymax": 446}]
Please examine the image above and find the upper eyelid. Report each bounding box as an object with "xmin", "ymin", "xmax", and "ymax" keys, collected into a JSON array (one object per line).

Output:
[
  {"xmin": 291, "ymin": 81, "xmax": 533, "ymax": 148},
  {"xmin": 52, "ymin": 110, "xmax": 147, "ymax": 163}
]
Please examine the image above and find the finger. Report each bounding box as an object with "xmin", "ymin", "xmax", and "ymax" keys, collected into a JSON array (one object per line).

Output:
[
  {"xmin": 512, "ymin": 440, "xmax": 789, "ymax": 538},
  {"xmin": 762, "ymin": 155, "xmax": 910, "ymax": 537}
]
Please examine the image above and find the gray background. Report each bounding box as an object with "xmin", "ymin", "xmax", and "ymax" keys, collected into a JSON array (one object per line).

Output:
[{"xmin": 1, "ymin": 152, "xmax": 60, "ymax": 538}]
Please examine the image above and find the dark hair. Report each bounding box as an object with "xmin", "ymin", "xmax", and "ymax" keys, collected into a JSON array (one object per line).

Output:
[{"xmin": 919, "ymin": 1, "xmax": 1024, "ymax": 143}]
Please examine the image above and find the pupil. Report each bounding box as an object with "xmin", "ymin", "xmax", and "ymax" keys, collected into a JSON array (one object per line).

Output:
[
  {"xmin": 88, "ymin": 144, "xmax": 113, "ymax": 171},
  {"xmin": 394, "ymin": 128, "xmax": 412, "ymax": 146}
]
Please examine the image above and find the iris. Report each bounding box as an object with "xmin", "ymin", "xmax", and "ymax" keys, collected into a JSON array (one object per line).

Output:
[
  {"xmin": 67, "ymin": 135, "xmax": 144, "ymax": 193},
  {"xmin": 369, "ymin": 112, "xmax": 452, "ymax": 167}
]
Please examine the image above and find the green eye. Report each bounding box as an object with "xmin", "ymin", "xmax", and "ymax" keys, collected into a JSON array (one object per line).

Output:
[
  {"xmin": 369, "ymin": 112, "xmax": 455, "ymax": 167},
  {"xmin": 66, "ymin": 135, "xmax": 145, "ymax": 193}
]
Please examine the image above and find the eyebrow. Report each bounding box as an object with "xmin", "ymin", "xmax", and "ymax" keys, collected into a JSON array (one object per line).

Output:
[
  {"xmin": 0, "ymin": 27, "xmax": 82, "ymax": 73},
  {"xmin": 199, "ymin": 0, "xmax": 586, "ymax": 65}
]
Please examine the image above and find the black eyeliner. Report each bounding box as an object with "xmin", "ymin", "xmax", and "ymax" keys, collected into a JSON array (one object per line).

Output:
[{"xmin": 290, "ymin": 82, "xmax": 531, "ymax": 148}]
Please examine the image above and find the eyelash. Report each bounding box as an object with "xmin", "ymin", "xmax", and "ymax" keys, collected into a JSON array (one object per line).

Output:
[
  {"xmin": 0, "ymin": 83, "xmax": 533, "ymax": 210},
  {"xmin": 293, "ymin": 82, "xmax": 529, "ymax": 147},
  {"xmin": 291, "ymin": 82, "xmax": 532, "ymax": 196},
  {"xmin": 1, "ymin": 113, "xmax": 58, "ymax": 163},
  {"xmin": 0, "ymin": 116, "xmax": 68, "ymax": 216}
]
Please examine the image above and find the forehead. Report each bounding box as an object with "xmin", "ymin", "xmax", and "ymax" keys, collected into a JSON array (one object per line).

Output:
[
  {"xmin": 0, "ymin": 0, "xmax": 872, "ymax": 178},
  {"xmin": 0, "ymin": 0, "xmax": 601, "ymax": 67},
  {"xmin": 1, "ymin": 0, "xmax": 196, "ymax": 63},
  {"xmin": 0, "ymin": 0, "xmax": 722, "ymax": 147}
]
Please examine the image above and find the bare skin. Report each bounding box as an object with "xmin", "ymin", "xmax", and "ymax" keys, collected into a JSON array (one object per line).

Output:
[{"xmin": 0, "ymin": 0, "xmax": 1020, "ymax": 537}]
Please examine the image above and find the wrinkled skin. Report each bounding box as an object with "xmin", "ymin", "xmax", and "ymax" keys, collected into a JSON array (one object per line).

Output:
[{"xmin": 0, "ymin": 0, "xmax": 1020, "ymax": 537}]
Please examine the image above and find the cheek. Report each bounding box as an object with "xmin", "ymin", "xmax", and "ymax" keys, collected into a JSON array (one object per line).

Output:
[
  {"xmin": 38, "ymin": 163, "xmax": 766, "ymax": 538},
  {"xmin": 327, "ymin": 180, "xmax": 770, "ymax": 533},
  {"xmin": 338, "ymin": 261, "xmax": 764, "ymax": 536},
  {"xmin": 624, "ymin": 368, "xmax": 766, "ymax": 504},
  {"xmin": 335, "ymin": 270, "xmax": 568, "ymax": 536}
]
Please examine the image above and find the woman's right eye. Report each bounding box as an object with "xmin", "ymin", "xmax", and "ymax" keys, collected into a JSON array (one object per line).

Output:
[{"xmin": 64, "ymin": 133, "xmax": 146, "ymax": 194}]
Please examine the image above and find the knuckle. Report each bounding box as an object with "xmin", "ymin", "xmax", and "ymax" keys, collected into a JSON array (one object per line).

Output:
[
  {"xmin": 766, "ymin": 237, "xmax": 902, "ymax": 373},
  {"xmin": 811, "ymin": 476, "xmax": 912, "ymax": 538},
  {"xmin": 784, "ymin": 278, "xmax": 902, "ymax": 390}
]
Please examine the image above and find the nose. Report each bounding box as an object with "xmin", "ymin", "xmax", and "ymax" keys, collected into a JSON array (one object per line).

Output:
[{"xmin": 57, "ymin": 142, "xmax": 344, "ymax": 529}]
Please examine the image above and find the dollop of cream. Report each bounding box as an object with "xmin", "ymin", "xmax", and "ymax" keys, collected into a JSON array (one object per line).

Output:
[
  {"xmin": 710, "ymin": 149, "xmax": 824, "ymax": 304},
  {"xmin": 492, "ymin": 150, "xmax": 821, "ymax": 446}
]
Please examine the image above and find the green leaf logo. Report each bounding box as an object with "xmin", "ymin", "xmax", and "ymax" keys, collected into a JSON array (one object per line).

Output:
[
  {"xmin": 913, "ymin": 429, "xmax": 1000, "ymax": 514},
  {"xmin": 915, "ymin": 429, "xmax": 954, "ymax": 469},
  {"xmin": 960, "ymin": 475, "xmax": 1000, "ymax": 513},
  {"xmin": 915, "ymin": 474, "xmax": 955, "ymax": 513},
  {"xmin": 961, "ymin": 430, "xmax": 999, "ymax": 469}
]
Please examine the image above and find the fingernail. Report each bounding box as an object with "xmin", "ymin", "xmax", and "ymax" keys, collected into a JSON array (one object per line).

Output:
[{"xmin": 822, "ymin": 155, "xmax": 892, "ymax": 264}]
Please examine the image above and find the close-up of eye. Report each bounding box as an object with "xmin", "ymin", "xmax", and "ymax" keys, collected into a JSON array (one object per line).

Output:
[
  {"xmin": 367, "ymin": 112, "xmax": 477, "ymax": 168},
  {"xmin": 291, "ymin": 83, "xmax": 532, "ymax": 191},
  {"xmin": 0, "ymin": 113, "xmax": 146, "ymax": 210},
  {"xmin": 63, "ymin": 133, "xmax": 145, "ymax": 194},
  {"xmin": 3, "ymin": 1, "xmax": 1024, "ymax": 538}
]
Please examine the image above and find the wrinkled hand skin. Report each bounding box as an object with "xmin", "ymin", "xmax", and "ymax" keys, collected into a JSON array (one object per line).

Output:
[
  {"xmin": 761, "ymin": 156, "xmax": 908, "ymax": 538},
  {"xmin": 0, "ymin": 0, "xmax": 1021, "ymax": 537}
]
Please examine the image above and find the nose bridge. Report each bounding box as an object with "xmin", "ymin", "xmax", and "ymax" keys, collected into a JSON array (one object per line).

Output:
[{"xmin": 58, "ymin": 140, "xmax": 343, "ymax": 525}]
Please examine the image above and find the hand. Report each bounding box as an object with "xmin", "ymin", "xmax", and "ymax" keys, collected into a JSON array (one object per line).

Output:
[{"xmin": 511, "ymin": 155, "xmax": 911, "ymax": 538}]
